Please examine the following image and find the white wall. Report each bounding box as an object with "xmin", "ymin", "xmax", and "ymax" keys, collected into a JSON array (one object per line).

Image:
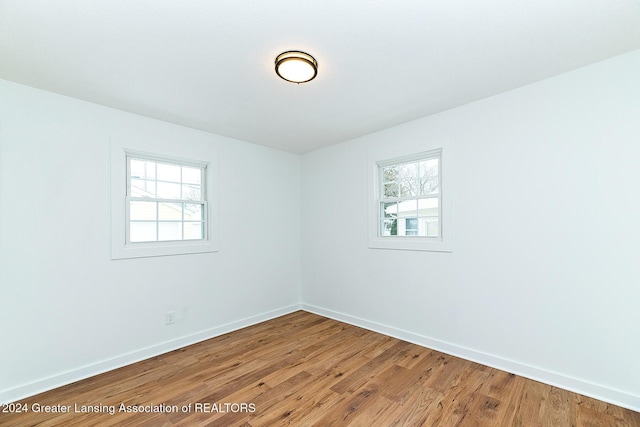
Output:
[
  {"xmin": 0, "ymin": 80, "xmax": 301, "ymax": 402},
  {"xmin": 301, "ymin": 50, "xmax": 640, "ymax": 410}
]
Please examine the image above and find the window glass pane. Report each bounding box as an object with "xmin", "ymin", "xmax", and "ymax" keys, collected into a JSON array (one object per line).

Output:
[
  {"xmin": 381, "ymin": 202, "xmax": 397, "ymax": 219},
  {"xmin": 130, "ymin": 159, "xmax": 156, "ymax": 179},
  {"xmin": 184, "ymin": 222, "xmax": 204, "ymax": 240},
  {"xmin": 130, "ymin": 222, "xmax": 157, "ymax": 242},
  {"xmin": 130, "ymin": 201, "xmax": 156, "ymax": 220},
  {"xmin": 182, "ymin": 184, "xmax": 202, "ymax": 201},
  {"xmin": 418, "ymin": 197, "xmax": 439, "ymax": 216},
  {"xmin": 383, "ymin": 183, "xmax": 398, "ymax": 198},
  {"xmin": 157, "ymin": 182, "xmax": 181, "ymax": 199},
  {"xmin": 157, "ymin": 163, "xmax": 181, "ymax": 183},
  {"xmin": 419, "ymin": 159, "xmax": 439, "ymax": 178},
  {"xmin": 382, "ymin": 166, "xmax": 398, "ymax": 183},
  {"xmin": 399, "ymin": 180, "xmax": 418, "ymax": 196},
  {"xmin": 158, "ymin": 202, "xmax": 183, "ymax": 220},
  {"xmin": 184, "ymin": 204, "xmax": 203, "ymax": 221},
  {"xmin": 399, "ymin": 162, "xmax": 419, "ymax": 181},
  {"xmin": 182, "ymin": 167, "xmax": 202, "ymax": 184},
  {"xmin": 381, "ymin": 219, "xmax": 397, "ymax": 236},
  {"xmin": 419, "ymin": 177, "xmax": 439, "ymax": 195},
  {"xmin": 418, "ymin": 218, "xmax": 439, "ymax": 237},
  {"xmin": 158, "ymin": 222, "xmax": 182, "ymax": 241},
  {"xmin": 130, "ymin": 179, "xmax": 155, "ymax": 197},
  {"xmin": 397, "ymin": 199, "xmax": 417, "ymax": 219}
]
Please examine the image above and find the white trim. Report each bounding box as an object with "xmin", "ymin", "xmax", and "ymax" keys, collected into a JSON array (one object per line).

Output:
[
  {"xmin": 300, "ymin": 303, "xmax": 640, "ymax": 413},
  {"xmin": 368, "ymin": 141, "xmax": 453, "ymax": 252},
  {"xmin": 110, "ymin": 138, "xmax": 219, "ymax": 259},
  {"xmin": 376, "ymin": 149, "xmax": 441, "ymax": 168},
  {"xmin": 125, "ymin": 149, "xmax": 209, "ymax": 169},
  {"xmin": 0, "ymin": 304, "xmax": 302, "ymax": 405}
]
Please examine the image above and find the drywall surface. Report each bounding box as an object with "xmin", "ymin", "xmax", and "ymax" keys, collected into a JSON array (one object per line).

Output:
[
  {"xmin": 301, "ymin": 50, "xmax": 640, "ymax": 410},
  {"xmin": 0, "ymin": 80, "xmax": 301, "ymax": 402}
]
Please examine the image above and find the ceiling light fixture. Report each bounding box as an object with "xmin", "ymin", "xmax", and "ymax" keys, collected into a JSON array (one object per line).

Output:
[{"xmin": 275, "ymin": 51, "xmax": 318, "ymax": 83}]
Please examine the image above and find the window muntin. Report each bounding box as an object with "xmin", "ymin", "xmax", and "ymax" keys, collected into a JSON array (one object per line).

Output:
[
  {"xmin": 377, "ymin": 150, "xmax": 441, "ymax": 238},
  {"xmin": 127, "ymin": 156, "xmax": 207, "ymax": 243}
]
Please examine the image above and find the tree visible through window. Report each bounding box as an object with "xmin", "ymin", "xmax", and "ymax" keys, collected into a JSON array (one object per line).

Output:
[{"xmin": 378, "ymin": 150, "xmax": 441, "ymax": 237}]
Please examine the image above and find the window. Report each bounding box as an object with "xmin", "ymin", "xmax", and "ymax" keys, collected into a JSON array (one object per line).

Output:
[
  {"xmin": 368, "ymin": 144, "xmax": 452, "ymax": 252},
  {"xmin": 127, "ymin": 155, "xmax": 207, "ymax": 243},
  {"xmin": 110, "ymin": 139, "xmax": 218, "ymax": 259},
  {"xmin": 378, "ymin": 151, "xmax": 441, "ymax": 238}
]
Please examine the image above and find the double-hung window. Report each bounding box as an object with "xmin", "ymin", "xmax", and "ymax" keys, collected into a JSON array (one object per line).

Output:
[
  {"xmin": 110, "ymin": 139, "xmax": 218, "ymax": 259},
  {"xmin": 368, "ymin": 145, "xmax": 452, "ymax": 252},
  {"xmin": 127, "ymin": 155, "xmax": 207, "ymax": 243},
  {"xmin": 378, "ymin": 150, "xmax": 441, "ymax": 238}
]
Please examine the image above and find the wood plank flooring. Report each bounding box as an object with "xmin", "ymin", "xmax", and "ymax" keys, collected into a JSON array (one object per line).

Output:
[{"xmin": 2, "ymin": 311, "xmax": 639, "ymax": 426}]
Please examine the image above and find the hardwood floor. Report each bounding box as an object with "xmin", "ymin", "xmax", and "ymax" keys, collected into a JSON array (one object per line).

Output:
[{"xmin": 2, "ymin": 311, "xmax": 639, "ymax": 426}]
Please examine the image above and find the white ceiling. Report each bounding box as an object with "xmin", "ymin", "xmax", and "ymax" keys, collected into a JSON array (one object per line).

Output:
[{"xmin": 1, "ymin": 1, "xmax": 639, "ymax": 153}]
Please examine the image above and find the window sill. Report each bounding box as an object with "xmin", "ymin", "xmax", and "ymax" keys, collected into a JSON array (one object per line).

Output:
[
  {"xmin": 368, "ymin": 236, "xmax": 453, "ymax": 252},
  {"xmin": 112, "ymin": 239, "xmax": 217, "ymax": 259}
]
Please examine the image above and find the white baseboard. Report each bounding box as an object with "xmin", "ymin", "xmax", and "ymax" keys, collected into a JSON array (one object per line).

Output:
[
  {"xmin": 4, "ymin": 303, "xmax": 638, "ymax": 413},
  {"xmin": 0, "ymin": 304, "xmax": 302, "ymax": 405},
  {"xmin": 301, "ymin": 303, "xmax": 640, "ymax": 413}
]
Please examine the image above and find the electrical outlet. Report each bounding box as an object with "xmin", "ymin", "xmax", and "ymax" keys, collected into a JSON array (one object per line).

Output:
[{"xmin": 166, "ymin": 311, "xmax": 176, "ymax": 325}]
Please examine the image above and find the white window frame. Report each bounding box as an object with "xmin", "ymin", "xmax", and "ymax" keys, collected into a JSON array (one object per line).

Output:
[
  {"xmin": 126, "ymin": 152, "xmax": 208, "ymax": 244},
  {"xmin": 368, "ymin": 143, "xmax": 453, "ymax": 252},
  {"xmin": 110, "ymin": 139, "xmax": 219, "ymax": 259}
]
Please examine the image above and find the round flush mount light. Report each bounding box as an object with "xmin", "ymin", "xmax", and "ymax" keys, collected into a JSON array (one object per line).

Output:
[{"xmin": 275, "ymin": 51, "xmax": 318, "ymax": 83}]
